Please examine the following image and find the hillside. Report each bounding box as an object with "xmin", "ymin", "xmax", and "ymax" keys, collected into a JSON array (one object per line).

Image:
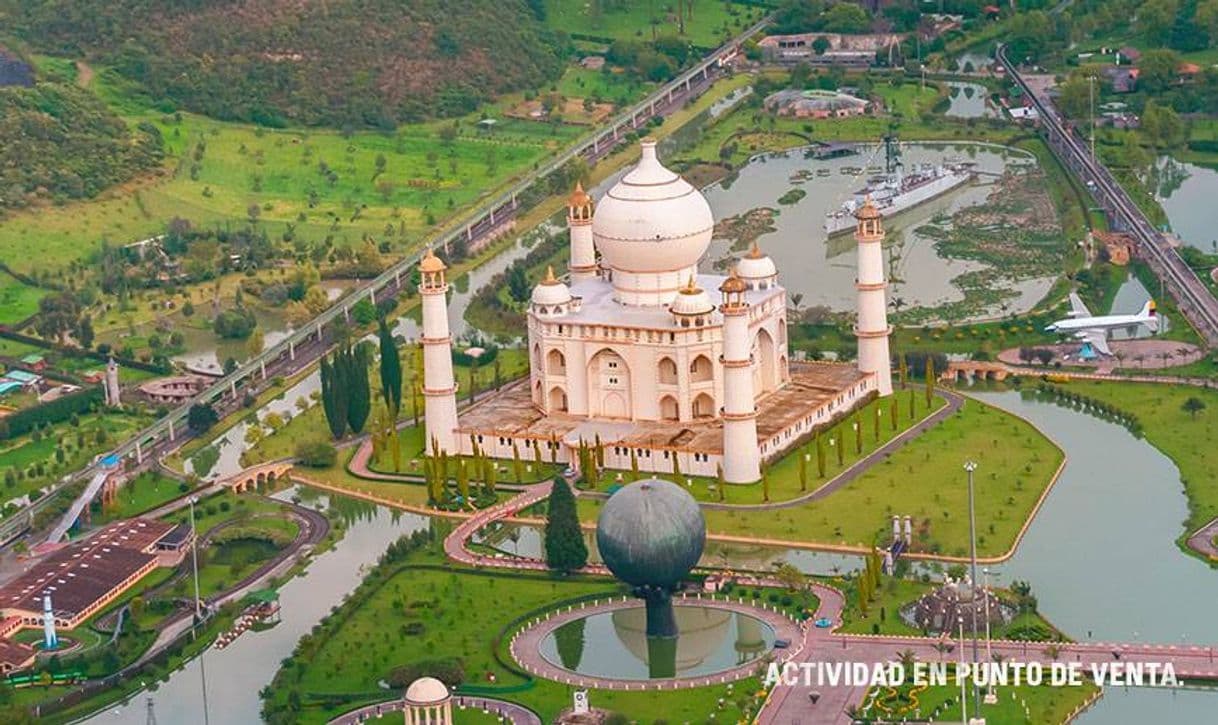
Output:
[
  {"xmin": 0, "ymin": 82, "xmax": 164, "ymax": 214},
  {"xmin": 2, "ymin": 0, "xmax": 566, "ymax": 128}
]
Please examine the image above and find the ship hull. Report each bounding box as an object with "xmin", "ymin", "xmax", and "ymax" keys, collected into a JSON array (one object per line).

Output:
[{"xmin": 824, "ymin": 170, "xmax": 973, "ymax": 236}]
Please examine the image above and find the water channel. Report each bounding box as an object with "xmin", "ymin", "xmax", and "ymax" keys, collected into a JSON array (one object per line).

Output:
[{"xmin": 1151, "ymin": 155, "xmax": 1218, "ymax": 252}]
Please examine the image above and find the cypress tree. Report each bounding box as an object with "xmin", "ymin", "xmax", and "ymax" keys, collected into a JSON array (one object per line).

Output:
[
  {"xmin": 815, "ymin": 432, "xmax": 826, "ymax": 478},
  {"xmin": 798, "ymin": 446, "xmax": 808, "ymax": 491},
  {"xmin": 925, "ymin": 356, "xmax": 936, "ymax": 407},
  {"xmin": 890, "ymin": 396, "xmax": 898, "ymax": 431},
  {"xmin": 630, "ymin": 448, "xmax": 639, "ymax": 481},
  {"xmin": 347, "ymin": 345, "xmax": 372, "ymax": 434},
  {"xmin": 320, "ymin": 356, "xmax": 347, "ymax": 439},
  {"xmin": 544, "ymin": 478, "xmax": 588, "ymax": 573},
  {"xmin": 512, "ymin": 441, "xmax": 524, "ymax": 483},
  {"xmin": 377, "ymin": 317, "xmax": 402, "ymax": 415}
]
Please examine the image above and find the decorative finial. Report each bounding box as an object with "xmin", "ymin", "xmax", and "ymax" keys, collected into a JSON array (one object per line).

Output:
[
  {"xmin": 542, "ymin": 265, "xmax": 558, "ymax": 284},
  {"xmin": 747, "ymin": 239, "xmax": 764, "ymax": 259}
]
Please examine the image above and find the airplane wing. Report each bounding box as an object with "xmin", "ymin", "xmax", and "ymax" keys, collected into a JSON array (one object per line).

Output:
[
  {"xmin": 1075, "ymin": 329, "xmax": 1111, "ymax": 356},
  {"xmin": 1068, "ymin": 293, "xmax": 1091, "ymax": 318}
]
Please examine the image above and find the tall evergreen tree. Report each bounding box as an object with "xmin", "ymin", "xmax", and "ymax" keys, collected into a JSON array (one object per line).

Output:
[
  {"xmin": 320, "ymin": 356, "xmax": 347, "ymax": 439},
  {"xmin": 347, "ymin": 344, "xmax": 372, "ymax": 434},
  {"xmin": 377, "ymin": 317, "xmax": 402, "ymax": 415},
  {"xmin": 544, "ymin": 478, "xmax": 588, "ymax": 573}
]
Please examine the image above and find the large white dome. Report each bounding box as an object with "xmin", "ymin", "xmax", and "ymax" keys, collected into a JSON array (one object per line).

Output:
[
  {"xmin": 405, "ymin": 676, "xmax": 449, "ymax": 704},
  {"xmin": 593, "ymin": 139, "xmax": 714, "ymax": 277}
]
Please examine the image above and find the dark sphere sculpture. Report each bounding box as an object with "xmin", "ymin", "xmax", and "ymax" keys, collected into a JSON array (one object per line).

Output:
[{"xmin": 596, "ymin": 478, "xmax": 706, "ymax": 638}]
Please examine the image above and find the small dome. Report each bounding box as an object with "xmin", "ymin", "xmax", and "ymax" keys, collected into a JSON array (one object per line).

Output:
[
  {"xmin": 419, "ymin": 248, "xmax": 446, "ymax": 273},
  {"xmin": 718, "ymin": 268, "xmax": 747, "ymax": 295},
  {"xmin": 854, "ymin": 196, "xmax": 881, "ymax": 221},
  {"xmin": 568, "ymin": 180, "xmax": 592, "ymax": 208},
  {"xmin": 735, "ymin": 241, "xmax": 777, "ymax": 280},
  {"xmin": 531, "ymin": 266, "xmax": 572, "ymax": 306},
  {"xmin": 670, "ymin": 277, "xmax": 714, "ymax": 316},
  {"xmin": 593, "ymin": 139, "xmax": 714, "ymax": 275},
  {"xmin": 596, "ymin": 478, "xmax": 706, "ymax": 589},
  {"xmin": 405, "ymin": 676, "xmax": 449, "ymax": 704}
]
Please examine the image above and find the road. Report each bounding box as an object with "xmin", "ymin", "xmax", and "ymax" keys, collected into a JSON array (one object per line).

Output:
[
  {"xmin": 13, "ymin": 16, "xmax": 774, "ymax": 549},
  {"xmin": 997, "ymin": 44, "xmax": 1218, "ymax": 344}
]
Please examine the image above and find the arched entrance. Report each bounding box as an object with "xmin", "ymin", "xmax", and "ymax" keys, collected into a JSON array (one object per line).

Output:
[
  {"xmin": 547, "ymin": 349, "xmax": 566, "ymax": 375},
  {"xmin": 658, "ymin": 356, "xmax": 678, "ymax": 385},
  {"xmin": 588, "ymin": 348, "xmax": 632, "ymax": 419},
  {"xmin": 692, "ymin": 392, "xmax": 715, "ymax": 418},
  {"xmin": 754, "ymin": 329, "xmax": 777, "ymax": 393},
  {"xmin": 690, "ymin": 354, "xmax": 713, "ymax": 382},
  {"xmin": 548, "ymin": 386, "xmax": 568, "ymax": 412}
]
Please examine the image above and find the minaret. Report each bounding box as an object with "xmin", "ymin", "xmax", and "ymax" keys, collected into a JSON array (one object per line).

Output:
[
  {"xmin": 104, "ymin": 356, "xmax": 121, "ymax": 407},
  {"xmin": 854, "ymin": 198, "xmax": 893, "ymax": 396},
  {"xmin": 567, "ymin": 181, "xmax": 597, "ymax": 282},
  {"xmin": 719, "ymin": 269, "xmax": 761, "ymax": 484},
  {"xmin": 418, "ymin": 249, "xmax": 459, "ymax": 454}
]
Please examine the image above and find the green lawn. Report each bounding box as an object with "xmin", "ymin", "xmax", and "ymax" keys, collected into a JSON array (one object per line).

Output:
[
  {"xmin": 0, "ymin": 66, "xmax": 582, "ymax": 273},
  {"xmin": 93, "ymin": 471, "xmax": 190, "ymax": 524},
  {"xmin": 577, "ymin": 396, "xmax": 1063, "ymax": 558},
  {"xmin": 553, "ymin": 67, "xmax": 655, "ymax": 105},
  {"xmin": 264, "ymin": 544, "xmax": 771, "ymax": 724},
  {"xmin": 0, "ymin": 274, "xmax": 44, "ymax": 325},
  {"xmin": 543, "ymin": 0, "xmax": 766, "ymax": 48}
]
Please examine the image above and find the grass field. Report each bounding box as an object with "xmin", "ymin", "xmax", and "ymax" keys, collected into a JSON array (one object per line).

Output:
[
  {"xmin": 266, "ymin": 544, "xmax": 769, "ymax": 724},
  {"xmin": 543, "ymin": 0, "xmax": 766, "ymax": 48},
  {"xmin": 574, "ymin": 396, "xmax": 1063, "ymax": 558},
  {"xmin": 860, "ymin": 678, "xmax": 1098, "ymax": 724},
  {"xmin": 1, "ymin": 64, "xmax": 583, "ymax": 274},
  {"xmin": 0, "ymin": 274, "xmax": 45, "ymax": 325},
  {"xmin": 94, "ymin": 471, "xmax": 189, "ymax": 524}
]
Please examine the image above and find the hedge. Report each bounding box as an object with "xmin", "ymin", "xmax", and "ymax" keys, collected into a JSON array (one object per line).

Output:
[{"xmin": 0, "ymin": 387, "xmax": 103, "ymax": 440}]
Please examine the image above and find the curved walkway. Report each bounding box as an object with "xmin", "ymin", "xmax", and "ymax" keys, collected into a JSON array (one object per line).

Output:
[
  {"xmin": 509, "ymin": 595, "xmax": 805, "ymax": 690},
  {"xmin": 328, "ymin": 695, "xmax": 541, "ymax": 725}
]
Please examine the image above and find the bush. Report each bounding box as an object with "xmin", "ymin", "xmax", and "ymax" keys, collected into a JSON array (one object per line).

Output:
[
  {"xmin": 385, "ymin": 657, "xmax": 465, "ymax": 689},
  {"xmin": 295, "ymin": 440, "xmax": 337, "ymax": 468}
]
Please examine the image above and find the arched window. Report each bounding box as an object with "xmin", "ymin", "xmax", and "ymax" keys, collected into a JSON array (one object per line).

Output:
[
  {"xmin": 659, "ymin": 395, "xmax": 679, "ymax": 421},
  {"xmin": 658, "ymin": 356, "xmax": 678, "ymax": 385},
  {"xmin": 690, "ymin": 354, "xmax": 713, "ymax": 383},
  {"xmin": 547, "ymin": 349, "xmax": 566, "ymax": 375},
  {"xmin": 693, "ymin": 392, "xmax": 715, "ymax": 419}
]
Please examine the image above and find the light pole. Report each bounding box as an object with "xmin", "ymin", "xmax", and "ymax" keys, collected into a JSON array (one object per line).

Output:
[
  {"xmin": 188, "ymin": 496, "xmax": 202, "ymax": 626},
  {"xmin": 958, "ymin": 614, "xmax": 968, "ymax": 725},
  {"xmin": 983, "ymin": 567, "xmax": 997, "ymax": 705},
  {"xmin": 964, "ymin": 460, "xmax": 981, "ymax": 718}
]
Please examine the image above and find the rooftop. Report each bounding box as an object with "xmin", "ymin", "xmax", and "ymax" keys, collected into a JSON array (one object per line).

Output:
[
  {"xmin": 554, "ymin": 274, "xmax": 782, "ymax": 330},
  {"xmin": 0, "ymin": 519, "xmax": 175, "ymax": 621}
]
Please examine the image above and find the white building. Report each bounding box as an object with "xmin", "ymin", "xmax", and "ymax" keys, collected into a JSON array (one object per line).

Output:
[{"xmin": 427, "ymin": 139, "xmax": 891, "ymax": 483}]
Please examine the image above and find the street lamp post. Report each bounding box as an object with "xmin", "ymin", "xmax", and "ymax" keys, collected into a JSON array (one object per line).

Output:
[
  {"xmin": 958, "ymin": 615, "xmax": 968, "ymax": 724},
  {"xmin": 984, "ymin": 567, "xmax": 997, "ymax": 705},
  {"xmin": 189, "ymin": 496, "xmax": 202, "ymax": 626},
  {"xmin": 964, "ymin": 460, "xmax": 981, "ymax": 718}
]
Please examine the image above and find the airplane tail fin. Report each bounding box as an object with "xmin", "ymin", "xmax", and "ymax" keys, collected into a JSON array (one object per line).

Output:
[{"xmin": 1141, "ymin": 300, "xmax": 1160, "ymax": 332}]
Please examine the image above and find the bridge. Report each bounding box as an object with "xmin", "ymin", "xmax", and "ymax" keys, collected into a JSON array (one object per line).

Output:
[
  {"xmin": 218, "ymin": 460, "xmax": 294, "ymax": 494},
  {"xmin": 997, "ymin": 44, "xmax": 1218, "ymax": 345},
  {"xmin": 942, "ymin": 360, "xmax": 1013, "ymax": 383},
  {"xmin": 10, "ymin": 16, "xmax": 773, "ymax": 548}
]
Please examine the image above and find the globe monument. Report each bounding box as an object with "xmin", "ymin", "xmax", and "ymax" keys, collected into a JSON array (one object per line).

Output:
[{"xmin": 595, "ymin": 478, "xmax": 706, "ymax": 639}]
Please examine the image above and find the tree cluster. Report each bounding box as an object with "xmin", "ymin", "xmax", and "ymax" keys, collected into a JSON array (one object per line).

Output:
[
  {"xmin": 544, "ymin": 477, "xmax": 587, "ymax": 573},
  {"xmin": 319, "ymin": 343, "xmax": 371, "ymax": 439}
]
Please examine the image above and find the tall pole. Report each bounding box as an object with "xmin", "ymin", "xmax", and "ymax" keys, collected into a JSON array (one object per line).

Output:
[
  {"xmin": 984, "ymin": 567, "xmax": 995, "ymax": 703},
  {"xmin": 964, "ymin": 460, "xmax": 980, "ymax": 718},
  {"xmin": 189, "ymin": 496, "xmax": 202, "ymax": 625},
  {"xmin": 958, "ymin": 615, "xmax": 968, "ymax": 724}
]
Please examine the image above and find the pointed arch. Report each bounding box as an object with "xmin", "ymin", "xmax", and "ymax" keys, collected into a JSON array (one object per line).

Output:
[
  {"xmin": 754, "ymin": 328, "xmax": 777, "ymax": 393},
  {"xmin": 548, "ymin": 386, "xmax": 569, "ymax": 412},
  {"xmin": 588, "ymin": 348, "xmax": 632, "ymax": 419},
  {"xmin": 547, "ymin": 348, "xmax": 566, "ymax": 375},
  {"xmin": 660, "ymin": 395, "xmax": 679, "ymax": 421},
  {"xmin": 690, "ymin": 354, "xmax": 713, "ymax": 383},
  {"xmin": 658, "ymin": 356, "xmax": 678, "ymax": 385},
  {"xmin": 693, "ymin": 392, "xmax": 715, "ymax": 419}
]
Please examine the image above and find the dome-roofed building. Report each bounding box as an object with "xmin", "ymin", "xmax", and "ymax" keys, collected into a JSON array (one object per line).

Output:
[
  {"xmin": 597, "ymin": 478, "xmax": 706, "ymax": 637},
  {"xmin": 446, "ymin": 139, "xmax": 890, "ymax": 487},
  {"xmin": 403, "ymin": 676, "xmax": 452, "ymax": 725}
]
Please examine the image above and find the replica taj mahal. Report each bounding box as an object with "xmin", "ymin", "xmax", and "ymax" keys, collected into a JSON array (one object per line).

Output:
[{"xmin": 417, "ymin": 139, "xmax": 893, "ymax": 484}]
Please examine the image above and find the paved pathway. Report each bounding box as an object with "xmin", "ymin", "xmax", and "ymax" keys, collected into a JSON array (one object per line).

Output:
[
  {"xmin": 328, "ymin": 695, "xmax": 541, "ymax": 725},
  {"xmin": 1186, "ymin": 518, "xmax": 1218, "ymax": 561}
]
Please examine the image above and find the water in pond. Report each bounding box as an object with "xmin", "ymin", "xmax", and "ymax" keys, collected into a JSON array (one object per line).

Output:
[
  {"xmin": 966, "ymin": 390, "xmax": 1218, "ymax": 646},
  {"xmin": 1150, "ymin": 156, "xmax": 1218, "ymax": 251},
  {"xmin": 537, "ymin": 606, "xmax": 775, "ymax": 680},
  {"xmin": 944, "ymin": 82, "xmax": 997, "ymax": 119},
  {"xmin": 86, "ymin": 486, "xmax": 431, "ymax": 724},
  {"xmin": 181, "ymin": 369, "xmax": 322, "ymax": 480},
  {"xmin": 699, "ymin": 142, "xmax": 1056, "ymax": 321}
]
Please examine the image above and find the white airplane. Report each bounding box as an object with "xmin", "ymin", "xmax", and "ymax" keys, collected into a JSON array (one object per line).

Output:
[{"xmin": 1044, "ymin": 294, "xmax": 1159, "ymax": 356}]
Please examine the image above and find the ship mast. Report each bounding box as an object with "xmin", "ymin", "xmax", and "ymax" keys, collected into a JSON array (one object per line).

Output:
[{"xmin": 883, "ymin": 134, "xmax": 903, "ymax": 183}]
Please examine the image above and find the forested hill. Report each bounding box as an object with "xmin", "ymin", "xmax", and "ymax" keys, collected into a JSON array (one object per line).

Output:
[
  {"xmin": 2, "ymin": 0, "xmax": 565, "ymax": 129},
  {"xmin": 0, "ymin": 83, "xmax": 164, "ymax": 214}
]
